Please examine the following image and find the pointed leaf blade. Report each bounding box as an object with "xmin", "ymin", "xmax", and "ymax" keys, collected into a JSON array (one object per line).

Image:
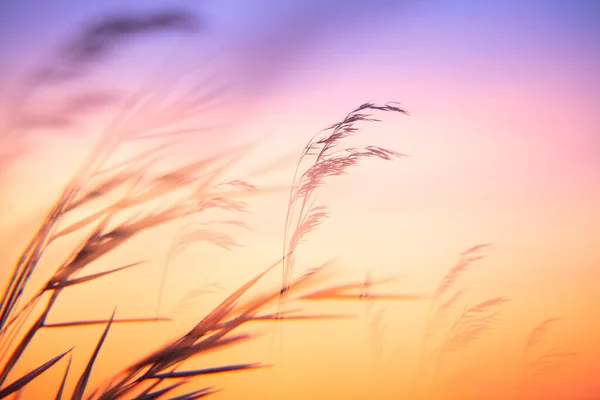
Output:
[
  {"xmin": 72, "ymin": 309, "xmax": 116, "ymax": 400},
  {"xmin": 0, "ymin": 349, "xmax": 71, "ymax": 399}
]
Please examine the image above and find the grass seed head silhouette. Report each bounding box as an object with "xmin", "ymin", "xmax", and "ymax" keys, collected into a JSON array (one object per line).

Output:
[{"xmin": 282, "ymin": 102, "xmax": 408, "ymax": 292}]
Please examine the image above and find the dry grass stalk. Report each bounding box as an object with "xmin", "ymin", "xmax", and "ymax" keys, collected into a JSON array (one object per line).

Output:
[
  {"xmin": 517, "ymin": 318, "xmax": 577, "ymax": 395},
  {"xmin": 281, "ymin": 102, "xmax": 409, "ymax": 292},
  {"xmin": 417, "ymin": 246, "xmax": 490, "ymax": 374},
  {"xmin": 272, "ymin": 102, "xmax": 409, "ymax": 357},
  {"xmin": 361, "ymin": 271, "xmax": 404, "ymax": 371},
  {"xmin": 522, "ymin": 318, "xmax": 562, "ymax": 358},
  {"xmin": 414, "ymin": 244, "xmax": 510, "ymax": 390},
  {"xmin": 413, "ymin": 245, "xmax": 578, "ymax": 398}
]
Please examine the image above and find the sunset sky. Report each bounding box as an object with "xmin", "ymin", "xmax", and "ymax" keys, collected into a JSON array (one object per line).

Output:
[{"xmin": 0, "ymin": 1, "xmax": 599, "ymax": 399}]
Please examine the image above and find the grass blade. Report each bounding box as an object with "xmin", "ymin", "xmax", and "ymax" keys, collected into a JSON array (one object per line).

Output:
[
  {"xmin": 301, "ymin": 293, "xmax": 425, "ymax": 301},
  {"xmin": 151, "ymin": 363, "xmax": 266, "ymax": 379},
  {"xmin": 0, "ymin": 349, "xmax": 71, "ymax": 399},
  {"xmin": 54, "ymin": 354, "xmax": 72, "ymax": 400},
  {"xmin": 43, "ymin": 317, "xmax": 169, "ymax": 329},
  {"xmin": 46, "ymin": 261, "xmax": 145, "ymax": 290},
  {"xmin": 72, "ymin": 309, "xmax": 116, "ymax": 400},
  {"xmin": 135, "ymin": 381, "xmax": 188, "ymax": 399}
]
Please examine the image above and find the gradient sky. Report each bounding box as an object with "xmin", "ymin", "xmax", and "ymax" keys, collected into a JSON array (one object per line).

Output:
[{"xmin": 1, "ymin": 1, "xmax": 599, "ymax": 399}]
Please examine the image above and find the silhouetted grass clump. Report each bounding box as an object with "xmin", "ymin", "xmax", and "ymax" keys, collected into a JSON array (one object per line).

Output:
[
  {"xmin": 0, "ymin": 8, "xmax": 416, "ymax": 399},
  {"xmin": 410, "ymin": 245, "xmax": 578, "ymax": 399}
]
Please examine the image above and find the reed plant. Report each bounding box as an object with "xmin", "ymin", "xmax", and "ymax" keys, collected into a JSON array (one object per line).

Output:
[
  {"xmin": 0, "ymin": 8, "xmax": 419, "ymax": 399},
  {"xmin": 414, "ymin": 245, "xmax": 577, "ymax": 399}
]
